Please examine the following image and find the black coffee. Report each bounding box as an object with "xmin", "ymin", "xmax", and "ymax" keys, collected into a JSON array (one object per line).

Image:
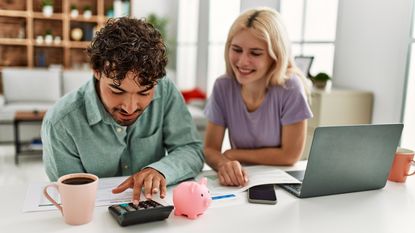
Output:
[{"xmin": 62, "ymin": 177, "xmax": 95, "ymax": 185}]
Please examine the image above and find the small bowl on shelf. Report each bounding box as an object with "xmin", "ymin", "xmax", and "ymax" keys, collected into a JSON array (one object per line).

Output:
[{"xmin": 36, "ymin": 35, "xmax": 44, "ymax": 44}]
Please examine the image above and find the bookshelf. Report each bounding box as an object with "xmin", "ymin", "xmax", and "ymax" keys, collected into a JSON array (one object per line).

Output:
[{"xmin": 0, "ymin": 0, "xmax": 115, "ymax": 69}]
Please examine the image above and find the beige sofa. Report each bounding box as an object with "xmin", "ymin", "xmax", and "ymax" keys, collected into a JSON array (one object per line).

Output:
[{"xmin": 0, "ymin": 68, "xmax": 92, "ymax": 142}]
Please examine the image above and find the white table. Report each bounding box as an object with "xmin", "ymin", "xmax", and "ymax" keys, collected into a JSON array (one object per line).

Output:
[{"xmin": 1, "ymin": 161, "xmax": 414, "ymax": 233}]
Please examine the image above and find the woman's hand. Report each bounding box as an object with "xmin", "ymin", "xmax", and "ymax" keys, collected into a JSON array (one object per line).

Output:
[{"xmin": 217, "ymin": 156, "xmax": 248, "ymax": 187}]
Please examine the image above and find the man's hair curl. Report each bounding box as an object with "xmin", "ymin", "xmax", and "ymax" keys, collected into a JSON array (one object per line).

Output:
[{"xmin": 87, "ymin": 17, "xmax": 167, "ymax": 88}]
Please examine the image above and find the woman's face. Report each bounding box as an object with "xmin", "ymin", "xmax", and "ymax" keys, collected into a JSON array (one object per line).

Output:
[{"xmin": 228, "ymin": 29, "xmax": 274, "ymax": 86}]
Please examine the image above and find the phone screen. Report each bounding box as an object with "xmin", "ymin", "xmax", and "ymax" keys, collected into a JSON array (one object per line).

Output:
[{"xmin": 248, "ymin": 184, "xmax": 277, "ymax": 204}]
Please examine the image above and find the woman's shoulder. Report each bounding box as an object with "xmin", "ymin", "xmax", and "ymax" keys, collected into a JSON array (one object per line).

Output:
[
  {"xmin": 269, "ymin": 74, "xmax": 306, "ymax": 96},
  {"xmin": 283, "ymin": 74, "xmax": 304, "ymax": 89},
  {"xmin": 214, "ymin": 74, "xmax": 235, "ymax": 85},
  {"xmin": 213, "ymin": 74, "xmax": 238, "ymax": 91}
]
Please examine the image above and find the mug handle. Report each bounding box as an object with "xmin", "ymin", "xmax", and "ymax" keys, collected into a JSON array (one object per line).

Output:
[
  {"xmin": 43, "ymin": 183, "xmax": 63, "ymax": 214},
  {"xmin": 407, "ymin": 160, "xmax": 415, "ymax": 176}
]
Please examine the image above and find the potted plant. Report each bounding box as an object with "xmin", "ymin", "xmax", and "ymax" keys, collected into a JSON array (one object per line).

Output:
[
  {"xmin": 83, "ymin": 5, "xmax": 92, "ymax": 19},
  {"xmin": 311, "ymin": 72, "xmax": 332, "ymax": 91},
  {"xmin": 106, "ymin": 6, "xmax": 114, "ymax": 18},
  {"xmin": 35, "ymin": 35, "xmax": 44, "ymax": 44},
  {"xmin": 44, "ymin": 29, "xmax": 53, "ymax": 45},
  {"xmin": 53, "ymin": 35, "xmax": 61, "ymax": 45},
  {"xmin": 70, "ymin": 4, "xmax": 78, "ymax": 18},
  {"xmin": 42, "ymin": 0, "xmax": 53, "ymax": 17},
  {"xmin": 147, "ymin": 13, "xmax": 175, "ymax": 69},
  {"xmin": 147, "ymin": 13, "xmax": 168, "ymax": 40}
]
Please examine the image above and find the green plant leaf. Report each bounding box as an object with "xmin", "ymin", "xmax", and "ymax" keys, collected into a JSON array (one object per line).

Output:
[
  {"xmin": 312, "ymin": 72, "xmax": 331, "ymax": 81},
  {"xmin": 42, "ymin": 0, "xmax": 53, "ymax": 7},
  {"xmin": 147, "ymin": 13, "xmax": 168, "ymax": 40}
]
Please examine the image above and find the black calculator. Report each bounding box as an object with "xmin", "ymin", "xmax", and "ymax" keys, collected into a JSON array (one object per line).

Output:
[{"xmin": 108, "ymin": 200, "xmax": 174, "ymax": 226}]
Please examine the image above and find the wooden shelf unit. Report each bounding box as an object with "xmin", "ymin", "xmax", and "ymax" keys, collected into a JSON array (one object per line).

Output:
[{"xmin": 0, "ymin": 0, "xmax": 113, "ymax": 69}]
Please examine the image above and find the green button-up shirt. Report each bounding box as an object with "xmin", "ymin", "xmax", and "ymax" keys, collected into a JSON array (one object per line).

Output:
[{"xmin": 42, "ymin": 77, "xmax": 204, "ymax": 185}]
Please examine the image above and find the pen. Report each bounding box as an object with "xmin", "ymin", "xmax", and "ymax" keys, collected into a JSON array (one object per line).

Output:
[{"xmin": 211, "ymin": 194, "xmax": 236, "ymax": 200}]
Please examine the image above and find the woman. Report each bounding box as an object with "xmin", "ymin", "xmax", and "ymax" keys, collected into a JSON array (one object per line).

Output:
[{"xmin": 203, "ymin": 7, "xmax": 313, "ymax": 187}]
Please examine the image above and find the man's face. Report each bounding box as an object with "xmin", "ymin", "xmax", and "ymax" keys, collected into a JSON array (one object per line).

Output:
[{"xmin": 94, "ymin": 71, "xmax": 156, "ymax": 126}]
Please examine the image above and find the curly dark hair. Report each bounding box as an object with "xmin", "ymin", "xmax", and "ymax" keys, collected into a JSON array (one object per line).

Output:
[{"xmin": 87, "ymin": 17, "xmax": 167, "ymax": 88}]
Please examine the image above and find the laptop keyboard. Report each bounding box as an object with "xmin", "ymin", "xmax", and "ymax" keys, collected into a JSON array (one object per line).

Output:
[
  {"xmin": 285, "ymin": 184, "xmax": 302, "ymax": 193},
  {"xmin": 286, "ymin": 170, "xmax": 305, "ymax": 181}
]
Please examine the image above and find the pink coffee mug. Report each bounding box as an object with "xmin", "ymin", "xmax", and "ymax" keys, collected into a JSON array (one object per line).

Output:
[
  {"xmin": 43, "ymin": 173, "xmax": 99, "ymax": 225},
  {"xmin": 387, "ymin": 148, "xmax": 415, "ymax": 183}
]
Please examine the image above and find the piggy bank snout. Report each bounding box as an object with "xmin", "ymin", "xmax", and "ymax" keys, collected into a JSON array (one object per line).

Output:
[{"xmin": 204, "ymin": 197, "xmax": 211, "ymax": 208}]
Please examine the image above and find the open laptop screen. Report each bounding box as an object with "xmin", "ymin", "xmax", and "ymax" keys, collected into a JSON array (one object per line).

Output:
[
  {"xmin": 294, "ymin": 56, "xmax": 314, "ymax": 78},
  {"xmin": 280, "ymin": 124, "xmax": 403, "ymax": 198}
]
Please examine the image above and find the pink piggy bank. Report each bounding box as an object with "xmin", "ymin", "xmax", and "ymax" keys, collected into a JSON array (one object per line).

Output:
[{"xmin": 173, "ymin": 177, "xmax": 211, "ymax": 219}]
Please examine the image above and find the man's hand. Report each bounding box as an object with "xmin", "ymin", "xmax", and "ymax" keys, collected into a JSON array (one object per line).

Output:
[
  {"xmin": 217, "ymin": 157, "xmax": 248, "ymax": 187},
  {"xmin": 112, "ymin": 168, "xmax": 167, "ymax": 205}
]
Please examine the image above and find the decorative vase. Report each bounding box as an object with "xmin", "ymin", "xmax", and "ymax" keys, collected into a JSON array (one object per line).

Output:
[
  {"xmin": 314, "ymin": 80, "xmax": 327, "ymax": 89},
  {"xmin": 71, "ymin": 28, "xmax": 83, "ymax": 41},
  {"xmin": 44, "ymin": 34, "xmax": 53, "ymax": 45},
  {"xmin": 314, "ymin": 80, "xmax": 332, "ymax": 92},
  {"xmin": 42, "ymin": 5, "xmax": 53, "ymax": 17},
  {"xmin": 83, "ymin": 10, "xmax": 92, "ymax": 19},
  {"xmin": 70, "ymin": 9, "xmax": 79, "ymax": 18},
  {"xmin": 36, "ymin": 35, "xmax": 44, "ymax": 44},
  {"xmin": 53, "ymin": 36, "xmax": 61, "ymax": 45}
]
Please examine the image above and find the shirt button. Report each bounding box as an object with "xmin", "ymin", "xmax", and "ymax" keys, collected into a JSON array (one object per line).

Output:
[
  {"xmin": 124, "ymin": 165, "xmax": 128, "ymax": 169},
  {"xmin": 116, "ymin": 128, "xmax": 122, "ymax": 133}
]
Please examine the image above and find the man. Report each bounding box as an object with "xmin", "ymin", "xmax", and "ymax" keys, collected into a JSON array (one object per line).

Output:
[{"xmin": 41, "ymin": 17, "xmax": 204, "ymax": 205}]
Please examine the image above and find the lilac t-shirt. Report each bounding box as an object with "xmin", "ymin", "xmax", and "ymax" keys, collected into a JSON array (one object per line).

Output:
[{"xmin": 204, "ymin": 74, "xmax": 313, "ymax": 149}]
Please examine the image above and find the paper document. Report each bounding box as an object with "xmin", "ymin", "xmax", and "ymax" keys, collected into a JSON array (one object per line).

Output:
[
  {"xmin": 23, "ymin": 166, "xmax": 300, "ymax": 212},
  {"xmin": 23, "ymin": 176, "xmax": 141, "ymax": 213},
  {"xmin": 197, "ymin": 165, "xmax": 301, "ymax": 195}
]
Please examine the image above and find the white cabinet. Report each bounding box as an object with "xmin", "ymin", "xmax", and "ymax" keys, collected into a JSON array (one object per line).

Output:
[
  {"xmin": 301, "ymin": 89, "xmax": 374, "ymax": 159},
  {"xmin": 308, "ymin": 89, "xmax": 373, "ymax": 127}
]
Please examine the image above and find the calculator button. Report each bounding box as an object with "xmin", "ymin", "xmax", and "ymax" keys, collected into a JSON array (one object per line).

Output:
[
  {"xmin": 147, "ymin": 200, "xmax": 159, "ymax": 207},
  {"xmin": 124, "ymin": 205, "xmax": 136, "ymax": 212},
  {"xmin": 138, "ymin": 202, "xmax": 148, "ymax": 209}
]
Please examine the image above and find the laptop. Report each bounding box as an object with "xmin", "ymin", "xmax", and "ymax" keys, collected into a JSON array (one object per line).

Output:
[
  {"xmin": 279, "ymin": 124, "xmax": 403, "ymax": 198},
  {"xmin": 294, "ymin": 56, "xmax": 314, "ymax": 78}
]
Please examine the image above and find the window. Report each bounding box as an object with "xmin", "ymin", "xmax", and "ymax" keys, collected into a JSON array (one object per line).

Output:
[
  {"xmin": 175, "ymin": 0, "xmax": 239, "ymax": 93},
  {"xmin": 206, "ymin": 0, "xmax": 240, "ymax": 93},
  {"xmin": 280, "ymin": 0, "xmax": 338, "ymax": 76},
  {"xmin": 176, "ymin": 0, "xmax": 199, "ymax": 90},
  {"xmin": 176, "ymin": 0, "xmax": 338, "ymax": 93}
]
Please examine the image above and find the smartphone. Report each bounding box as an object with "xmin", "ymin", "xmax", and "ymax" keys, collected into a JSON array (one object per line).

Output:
[{"xmin": 248, "ymin": 184, "xmax": 277, "ymax": 205}]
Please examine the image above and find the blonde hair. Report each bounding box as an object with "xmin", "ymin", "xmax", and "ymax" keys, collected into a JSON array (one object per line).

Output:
[{"xmin": 224, "ymin": 7, "xmax": 310, "ymax": 95}]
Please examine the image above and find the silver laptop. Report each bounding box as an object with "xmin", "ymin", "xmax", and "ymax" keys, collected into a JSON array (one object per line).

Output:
[
  {"xmin": 279, "ymin": 124, "xmax": 403, "ymax": 198},
  {"xmin": 294, "ymin": 56, "xmax": 314, "ymax": 78}
]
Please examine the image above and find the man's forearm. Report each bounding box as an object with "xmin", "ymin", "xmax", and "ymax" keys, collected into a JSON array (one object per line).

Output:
[{"xmin": 147, "ymin": 143, "xmax": 204, "ymax": 185}]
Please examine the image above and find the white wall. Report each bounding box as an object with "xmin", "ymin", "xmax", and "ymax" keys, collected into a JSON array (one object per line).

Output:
[
  {"xmin": 333, "ymin": 0, "xmax": 413, "ymax": 123},
  {"xmin": 240, "ymin": 0, "xmax": 279, "ymax": 12},
  {"xmin": 131, "ymin": 0, "xmax": 179, "ymax": 72}
]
